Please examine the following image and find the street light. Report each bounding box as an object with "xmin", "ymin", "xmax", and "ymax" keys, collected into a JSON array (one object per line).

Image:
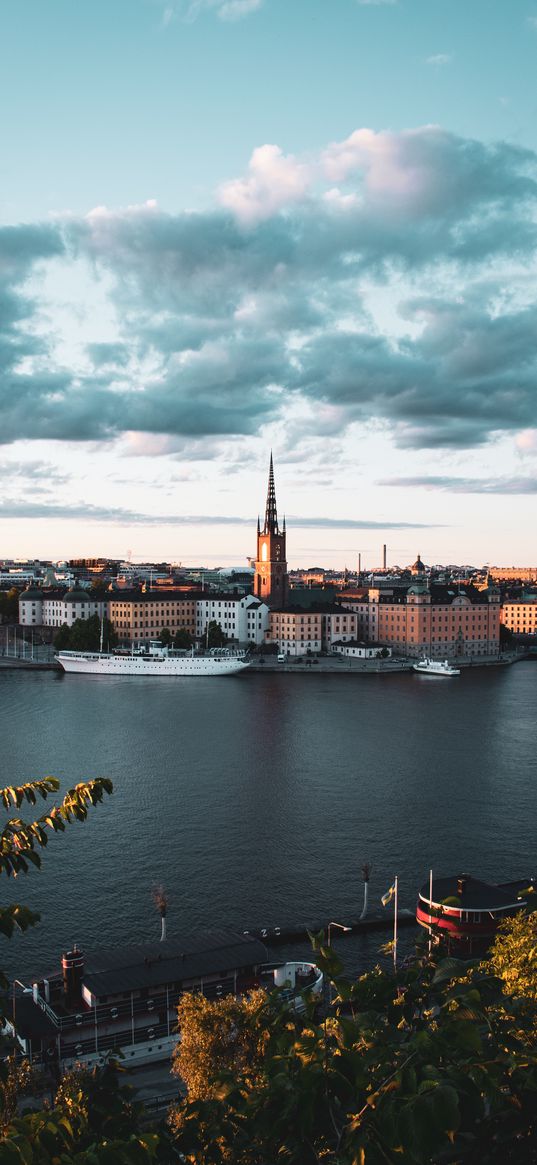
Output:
[
  {"xmin": 326, "ymin": 922, "xmax": 351, "ymax": 1005},
  {"xmin": 327, "ymin": 921, "xmax": 351, "ymax": 947}
]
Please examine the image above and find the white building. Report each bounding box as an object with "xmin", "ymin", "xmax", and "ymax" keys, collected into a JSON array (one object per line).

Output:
[
  {"xmin": 331, "ymin": 641, "xmax": 392, "ymax": 659},
  {"xmin": 19, "ymin": 587, "xmax": 107, "ymax": 628},
  {"xmin": 195, "ymin": 593, "xmax": 270, "ymax": 646}
]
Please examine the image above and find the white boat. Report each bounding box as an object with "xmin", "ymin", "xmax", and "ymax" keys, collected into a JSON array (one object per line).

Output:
[
  {"xmin": 56, "ymin": 642, "xmax": 249, "ymax": 677},
  {"xmin": 413, "ymin": 657, "xmax": 460, "ymax": 676}
]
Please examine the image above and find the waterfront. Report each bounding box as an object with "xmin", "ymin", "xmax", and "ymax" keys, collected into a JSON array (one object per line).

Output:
[{"xmin": 1, "ymin": 662, "xmax": 536, "ymax": 981}]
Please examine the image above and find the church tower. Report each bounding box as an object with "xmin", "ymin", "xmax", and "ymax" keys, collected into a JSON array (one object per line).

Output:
[{"xmin": 254, "ymin": 454, "xmax": 287, "ymax": 608}]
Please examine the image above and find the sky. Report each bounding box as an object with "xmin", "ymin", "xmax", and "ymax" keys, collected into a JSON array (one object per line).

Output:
[{"xmin": 1, "ymin": 0, "xmax": 537, "ymax": 569}]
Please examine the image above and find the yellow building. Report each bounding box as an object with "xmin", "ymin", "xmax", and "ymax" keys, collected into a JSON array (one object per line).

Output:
[
  {"xmin": 500, "ymin": 600, "xmax": 537, "ymax": 636},
  {"xmin": 108, "ymin": 592, "xmax": 198, "ymax": 642}
]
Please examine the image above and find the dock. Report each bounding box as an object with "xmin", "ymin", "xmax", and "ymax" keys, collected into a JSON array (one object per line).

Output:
[{"xmin": 241, "ymin": 909, "xmax": 417, "ymax": 946}]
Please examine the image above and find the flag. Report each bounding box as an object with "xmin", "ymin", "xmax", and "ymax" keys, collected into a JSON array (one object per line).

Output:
[{"xmin": 381, "ymin": 882, "xmax": 396, "ymax": 907}]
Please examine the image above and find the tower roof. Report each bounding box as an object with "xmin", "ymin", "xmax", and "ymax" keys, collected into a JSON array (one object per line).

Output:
[{"xmin": 263, "ymin": 452, "xmax": 280, "ymax": 535}]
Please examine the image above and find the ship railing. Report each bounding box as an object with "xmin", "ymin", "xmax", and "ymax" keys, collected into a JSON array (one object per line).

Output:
[
  {"xmin": 43, "ymin": 980, "xmax": 241, "ymax": 1032},
  {"xmin": 60, "ymin": 1020, "xmax": 172, "ymax": 1059}
]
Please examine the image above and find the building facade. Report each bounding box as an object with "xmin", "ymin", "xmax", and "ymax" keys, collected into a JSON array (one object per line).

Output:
[
  {"xmin": 19, "ymin": 587, "xmax": 106, "ymax": 628},
  {"xmin": 339, "ymin": 577, "xmax": 501, "ymax": 659},
  {"xmin": 500, "ymin": 599, "xmax": 537, "ymax": 637},
  {"xmin": 267, "ymin": 610, "xmax": 323, "ymax": 656},
  {"xmin": 254, "ymin": 455, "xmax": 287, "ymax": 608}
]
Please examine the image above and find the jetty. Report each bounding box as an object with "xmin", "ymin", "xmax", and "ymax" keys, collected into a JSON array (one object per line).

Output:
[{"xmin": 241, "ymin": 909, "xmax": 416, "ymax": 946}]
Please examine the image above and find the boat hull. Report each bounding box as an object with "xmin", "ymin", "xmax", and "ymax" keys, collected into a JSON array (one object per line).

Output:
[
  {"xmin": 413, "ymin": 661, "xmax": 460, "ymax": 676},
  {"xmin": 56, "ymin": 652, "xmax": 250, "ymax": 676}
]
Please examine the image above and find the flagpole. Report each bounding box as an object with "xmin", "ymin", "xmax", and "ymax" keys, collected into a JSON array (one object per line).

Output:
[
  {"xmin": 393, "ymin": 876, "xmax": 398, "ymax": 972},
  {"xmin": 428, "ymin": 868, "xmax": 433, "ymax": 959}
]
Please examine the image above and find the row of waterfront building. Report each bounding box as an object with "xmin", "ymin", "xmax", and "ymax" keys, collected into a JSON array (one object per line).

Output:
[
  {"xmin": 10, "ymin": 457, "xmax": 537, "ymax": 659},
  {"xmin": 18, "ymin": 577, "xmax": 537, "ymax": 659}
]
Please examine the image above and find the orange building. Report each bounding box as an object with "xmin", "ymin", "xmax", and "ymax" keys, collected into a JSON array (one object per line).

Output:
[
  {"xmin": 500, "ymin": 599, "xmax": 537, "ymax": 636},
  {"xmin": 340, "ymin": 578, "xmax": 500, "ymax": 659},
  {"xmin": 267, "ymin": 610, "xmax": 323, "ymax": 656},
  {"xmin": 108, "ymin": 592, "xmax": 198, "ymax": 643}
]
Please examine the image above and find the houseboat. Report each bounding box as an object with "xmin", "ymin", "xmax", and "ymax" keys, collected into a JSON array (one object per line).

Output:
[
  {"xmin": 416, "ymin": 873, "xmax": 535, "ymax": 953},
  {"xmin": 6, "ymin": 929, "xmax": 323, "ymax": 1072}
]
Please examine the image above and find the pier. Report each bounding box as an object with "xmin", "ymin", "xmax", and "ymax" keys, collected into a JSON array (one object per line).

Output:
[{"xmin": 241, "ymin": 909, "xmax": 416, "ymax": 946}]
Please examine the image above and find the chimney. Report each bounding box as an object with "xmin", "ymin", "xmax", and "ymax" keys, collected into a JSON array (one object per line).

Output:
[
  {"xmin": 457, "ymin": 874, "xmax": 470, "ymax": 897},
  {"xmin": 383, "ymin": 544, "xmax": 387, "ymax": 570},
  {"xmin": 62, "ymin": 944, "xmax": 84, "ymax": 1011}
]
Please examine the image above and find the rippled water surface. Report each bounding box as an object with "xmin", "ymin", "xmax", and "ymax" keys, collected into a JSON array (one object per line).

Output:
[{"xmin": 1, "ymin": 662, "xmax": 536, "ymax": 978}]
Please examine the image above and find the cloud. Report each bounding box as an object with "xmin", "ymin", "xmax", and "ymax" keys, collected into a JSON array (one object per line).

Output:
[
  {"xmin": 219, "ymin": 144, "xmax": 311, "ymax": 224},
  {"xmin": 426, "ymin": 54, "xmax": 452, "ymax": 67},
  {"xmin": 218, "ymin": 0, "xmax": 263, "ymax": 20},
  {"xmin": 0, "ymin": 499, "xmax": 439, "ymax": 527},
  {"xmin": 0, "ymin": 460, "xmax": 68, "ymax": 484},
  {"xmin": 378, "ymin": 475, "xmax": 537, "ymax": 494},
  {"xmin": 159, "ymin": 0, "xmax": 263, "ymax": 22},
  {"xmin": 2, "ymin": 126, "xmax": 537, "ymax": 456}
]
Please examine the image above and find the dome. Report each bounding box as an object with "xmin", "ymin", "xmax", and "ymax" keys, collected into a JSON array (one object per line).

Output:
[
  {"xmin": 411, "ymin": 554, "xmax": 427, "ymax": 575},
  {"xmin": 65, "ymin": 587, "xmax": 91, "ymax": 602},
  {"xmin": 20, "ymin": 587, "xmax": 43, "ymax": 601}
]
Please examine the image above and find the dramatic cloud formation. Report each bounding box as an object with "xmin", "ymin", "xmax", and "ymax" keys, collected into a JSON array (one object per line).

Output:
[{"xmin": 2, "ymin": 125, "xmax": 537, "ymax": 460}]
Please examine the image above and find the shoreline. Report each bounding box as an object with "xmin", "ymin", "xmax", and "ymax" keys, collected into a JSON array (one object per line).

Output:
[{"xmin": 0, "ymin": 652, "xmax": 524, "ymax": 674}]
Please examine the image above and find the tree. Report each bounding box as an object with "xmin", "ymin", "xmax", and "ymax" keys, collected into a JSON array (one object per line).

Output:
[
  {"xmin": 173, "ymin": 629, "xmax": 193, "ymax": 649},
  {"xmin": 54, "ymin": 616, "xmax": 117, "ymax": 653},
  {"xmin": 53, "ymin": 623, "xmax": 72, "ymax": 650},
  {"xmin": 159, "ymin": 628, "xmax": 172, "ymax": 647},
  {"xmin": 485, "ymin": 905, "xmax": 537, "ymax": 1001},
  {"xmin": 168, "ymin": 990, "xmax": 270, "ymax": 1154},
  {"xmin": 0, "ymin": 774, "xmax": 171, "ymax": 1161},
  {"xmin": 205, "ymin": 621, "xmax": 227, "ymax": 648},
  {"xmin": 0, "ymin": 589, "xmax": 20, "ymax": 625},
  {"xmin": 169, "ymin": 936, "xmax": 537, "ymax": 1164}
]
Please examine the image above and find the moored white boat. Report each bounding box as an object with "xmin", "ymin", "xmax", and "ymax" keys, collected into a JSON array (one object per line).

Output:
[
  {"xmin": 55, "ymin": 642, "xmax": 249, "ymax": 677},
  {"xmin": 413, "ymin": 658, "xmax": 460, "ymax": 676}
]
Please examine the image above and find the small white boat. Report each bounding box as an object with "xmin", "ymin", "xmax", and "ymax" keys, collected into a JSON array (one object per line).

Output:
[{"xmin": 413, "ymin": 658, "xmax": 460, "ymax": 676}]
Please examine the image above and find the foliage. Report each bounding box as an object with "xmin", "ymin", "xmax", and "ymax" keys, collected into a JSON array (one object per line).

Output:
[
  {"xmin": 169, "ymin": 936, "xmax": 537, "ymax": 1164},
  {"xmin": 1, "ymin": 776, "xmax": 112, "ymax": 1104},
  {"xmin": 0, "ymin": 1055, "xmax": 36, "ymax": 1135},
  {"xmin": 0, "ymin": 589, "xmax": 20, "ymax": 625},
  {"xmin": 53, "ymin": 615, "xmax": 117, "ymax": 652},
  {"xmin": 173, "ymin": 628, "xmax": 193, "ymax": 649},
  {"xmin": 171, "ymin": 990, "xmax": 268, "ymax": 1105},
  {"xmin": 0, "ymin": 776, "xmax": 180, "ymax": 1161},
  {"xmin": 205, "ymin": 620, "xmax": 227, "ymax": 648},
  {"xmin": 485, "ymin": 906, "xmax": 537, "ymax": 1002},
  {"xmin": 1, "ymin": 1059, "xmax": 170, "ymax": 1163},
  {"xmin": 159, "ymin": 628, "xmax": 172, "ymax": 646},
  {"xmin": 499, "ymin": 623, "xmax": 515, "ymax": 647}
]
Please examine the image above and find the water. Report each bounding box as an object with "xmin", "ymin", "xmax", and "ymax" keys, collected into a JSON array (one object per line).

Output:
[{"xmin": 1, "ymin": 663, "xmax": 536, "ymax": 981}]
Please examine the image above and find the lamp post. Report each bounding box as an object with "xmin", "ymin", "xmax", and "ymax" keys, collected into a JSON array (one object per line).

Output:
[{"xmin": 326, "ymin": 922, "xmax": 351, "ymax": 1004}]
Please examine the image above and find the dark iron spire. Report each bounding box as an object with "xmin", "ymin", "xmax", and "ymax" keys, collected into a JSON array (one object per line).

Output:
[{"xmin": 263, "ymin": 452, "xmax": 279, "ymax": 535}]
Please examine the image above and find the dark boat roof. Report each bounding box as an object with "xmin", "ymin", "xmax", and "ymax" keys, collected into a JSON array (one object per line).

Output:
[
  {"xmin": 81, "ymin": 929, "xmax": 269, "ymax": 997},
  {"xmin": 9, "ymin": 995, "xmax": 58, "ymax": 1041},
  {"xmin": 419, "ymin": 874, "xmax": 534, "ymax": 910}
]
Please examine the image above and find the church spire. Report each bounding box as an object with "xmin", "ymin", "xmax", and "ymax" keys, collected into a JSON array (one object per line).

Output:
[{"xmin": 263, "ymin": 451, "xmax": 279, "ymax": 535}]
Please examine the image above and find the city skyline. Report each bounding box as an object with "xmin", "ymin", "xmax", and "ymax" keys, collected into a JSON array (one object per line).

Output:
[{"xmin": 1, "ymin": 0, "xmax": 537, "ymax": 565}]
